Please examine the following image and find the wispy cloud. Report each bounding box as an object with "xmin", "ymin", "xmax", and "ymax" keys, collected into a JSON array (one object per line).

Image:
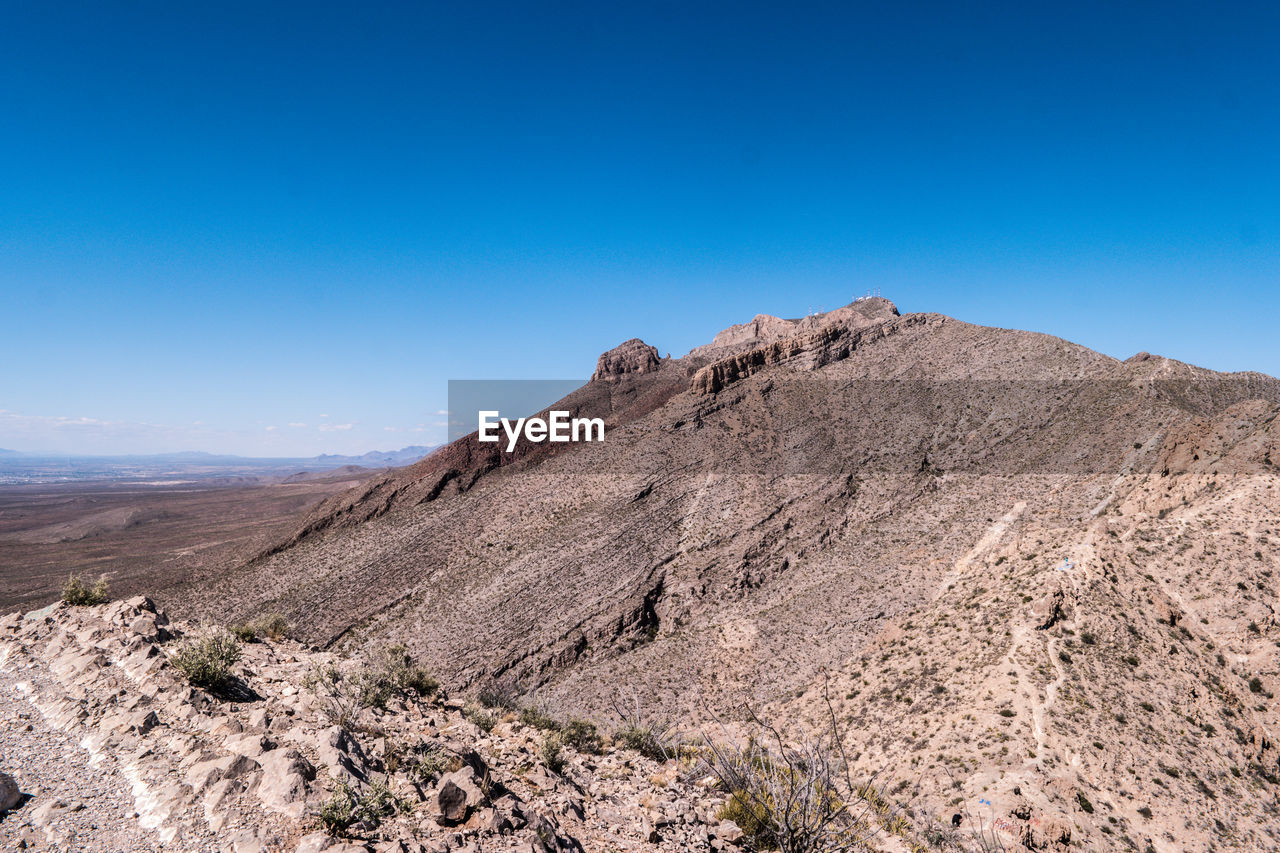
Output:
[
  {"xmin": 288, "ymin": 422, "xmax": 307, "ymax": 428},
  {"xmin": 318, "ymin": 423, "xmax": 354, "ymax": 432}
]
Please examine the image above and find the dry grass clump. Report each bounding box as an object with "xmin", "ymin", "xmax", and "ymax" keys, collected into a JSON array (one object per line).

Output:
[{"xmin": 702, "ymin": 685, "xmax": 909, "ymax": 853}]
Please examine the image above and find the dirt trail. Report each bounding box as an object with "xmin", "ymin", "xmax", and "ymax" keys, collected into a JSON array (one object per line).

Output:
[
  {"xmin": 934, "ymin": 501, "xmax": 1027, "ymax": 598},
  {"xmin": 0, "ymin": 646, "xmax": 167, "ymax": 852}
]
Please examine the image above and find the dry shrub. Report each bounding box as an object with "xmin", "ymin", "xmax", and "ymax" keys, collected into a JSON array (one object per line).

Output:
[
  {"xmin": 172, "ymin": 628, "xmax": 242, "ymax": 693},
  {"xmin": 62, "ymin": 574, "xmax": 109, "ymax": 606}
]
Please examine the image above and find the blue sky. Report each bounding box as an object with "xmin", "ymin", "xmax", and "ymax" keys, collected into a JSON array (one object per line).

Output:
[{"xmin": 2, "ymin": 1, "xmax": 1277, "ymax": 456}]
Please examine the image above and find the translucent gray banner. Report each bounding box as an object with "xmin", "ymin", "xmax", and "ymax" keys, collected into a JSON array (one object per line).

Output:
[{"xmin": 447, "ymin": 379, "xmax": 587, "ymax": 443}]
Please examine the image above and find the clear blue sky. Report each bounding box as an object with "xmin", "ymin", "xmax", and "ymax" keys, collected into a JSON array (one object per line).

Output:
[{"xmin": 2, "ymin": 1, "xmax": 1277, "ymax": 456}]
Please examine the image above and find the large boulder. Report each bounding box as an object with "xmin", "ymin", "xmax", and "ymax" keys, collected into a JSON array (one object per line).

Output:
[
  {"xmin": 257, "ymin": 748, "xmax": 315, "ymax": 818},
  {"xmin": 315, "ymin": 725, "xmax": 368, "ymax": 784},
  {"xmin": 0, "ymin": 771, "xmax": 21, "ymax": 811}
]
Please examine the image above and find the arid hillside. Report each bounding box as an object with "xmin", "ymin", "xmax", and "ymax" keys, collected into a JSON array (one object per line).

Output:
[{"xmin": 155, "ymin": 299, "xmax": 1280, "ymax": 851}]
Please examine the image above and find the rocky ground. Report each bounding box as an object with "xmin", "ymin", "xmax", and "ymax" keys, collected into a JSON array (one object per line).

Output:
[{"xmin": 0, "ymin": 597, "xmax": 750, "ymax": 853}]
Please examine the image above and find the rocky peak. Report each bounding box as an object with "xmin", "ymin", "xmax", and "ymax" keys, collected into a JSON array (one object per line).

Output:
[
  {"xmin": 687, "ymin": 296, "xmax": 899, "ymax": 359},
  {"xmin": 592, "ymin": 338, "xmax": 661, "ymax": 381}
]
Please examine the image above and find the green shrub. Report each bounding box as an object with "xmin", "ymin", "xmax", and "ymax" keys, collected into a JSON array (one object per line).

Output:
[
  {"xmin": 318, "ymin": 782, "xmax": 358, "ymax": 835},
  {"xmin": 611, "ymin": 697, "xmax": 681, "ymax": 761},
  {"xmin": 172, "ymin": 628, "xmax": 241, "ymax": 692},
  {"xmin": 615, "ymin": 724, "xmax": 674, "ymax": 761},
  {"xmin": 1077, "ymin": 792, "xmax": 1095, "ymax": 813},
  {"xmin": 542, "ymin": 733, "xmax": 566, "ymax": 773},
  {"xmin": 998, "ymin": 708, "xmax": 1016, "ymax": 718},
  {"xmin": 61, "ymin": 574, "xmax": 109, "ymax": 606},
  {"xmin": 562, "ymin": 718, "xmax": 603, "ymax": 755},
  {"xmin": 1249, "ymin": 677, "xmax": 1264, "ymax": 694}
]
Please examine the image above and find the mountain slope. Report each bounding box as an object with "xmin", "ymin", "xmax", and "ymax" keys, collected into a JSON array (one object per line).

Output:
[{"xmin": 172, "ymin": 301, "xmax": 1280, "ymax": 851}]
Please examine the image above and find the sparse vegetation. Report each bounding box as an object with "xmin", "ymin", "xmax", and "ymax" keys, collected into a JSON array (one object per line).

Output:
[
  {"xmin": 61, "ymin": 573, "xmax": 110, "ymax": 606},
  {"xmin": 562, "ymin": 718, "xmax": 603, "ymax": 754},
  {"xmin": 318, "ymin": 779, "xmax": 410, "ymax": 836},
  {"xmin": 612, "ymin": 693, "xmax": 682, "ymax": 762},
  {"xmin": 305, "ymin": 644, "xmax": 438, "ymax": 726},
  {"xmin": 703, "ymin": 685, "xmax": 903, "ymax": 853},
  {"xmin": 463, "ymin": 703, "xmax": 496, "ymax": 732},
  {"xmin": 171, "ymin": 627, "xmax": 241, "ymax": 692},
  {"xmin": 229, "ymin": 613, "xmax": 290, "ymax": 642},
  {"xmin": 519, "ymin": 706, "xmax": 560, "ymax": 731},
  {"xmin": 476, "ymin": 678, "xmax": 519, "ymax": 710},
  {"xmin": 542, "ymin": 732, "xmax": 567, "ymax": 773}
]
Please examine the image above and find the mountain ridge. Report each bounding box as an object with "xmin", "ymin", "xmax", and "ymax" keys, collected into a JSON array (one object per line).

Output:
[{"xmin": 154, "ymin": 300, "xmax": 1280, "ymax": 851}]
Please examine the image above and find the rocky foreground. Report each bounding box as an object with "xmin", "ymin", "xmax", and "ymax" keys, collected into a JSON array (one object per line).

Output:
[{"xmin": 0, "ymin": 597, "xmax": 744, "ymax": 853}]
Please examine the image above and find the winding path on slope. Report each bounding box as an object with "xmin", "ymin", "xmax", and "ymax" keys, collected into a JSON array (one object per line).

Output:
[{"xmin": 933, "ymin": 501, "xmax": 1027, "ymax": 598}]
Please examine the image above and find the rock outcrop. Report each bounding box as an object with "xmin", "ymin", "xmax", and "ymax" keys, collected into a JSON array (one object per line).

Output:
[
  {"xmin": 0, "ymin": 598, "xmax": 734, "ymax": 852},
  {"xmin": 592, "ymin": 338, "xmax": 661, "ymax": 381},
  {"xmin": 686, "ymin": 296, "xmax": 899, "ymax": 359}
]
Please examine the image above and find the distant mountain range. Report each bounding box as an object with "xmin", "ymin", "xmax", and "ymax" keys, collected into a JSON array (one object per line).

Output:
[{"xmin": 310, "ymin": 446, "xmax": 437, "ymax": 467}]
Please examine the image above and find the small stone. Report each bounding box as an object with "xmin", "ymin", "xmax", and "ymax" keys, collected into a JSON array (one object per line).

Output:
[{"xmin": 715, "ymin": 819, "xmax": 744, "ymax": 844}]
